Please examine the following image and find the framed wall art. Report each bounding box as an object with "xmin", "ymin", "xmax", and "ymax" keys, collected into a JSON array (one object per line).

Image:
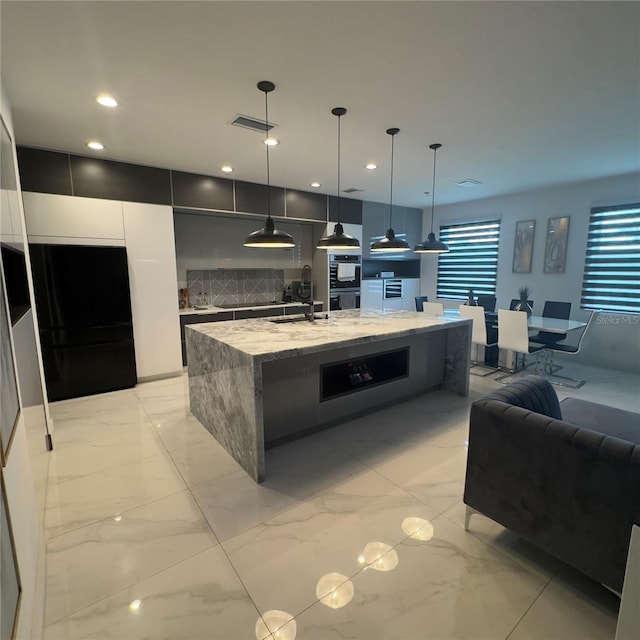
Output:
[
  {"xmin": 512, "ymin": 219, "xmax": 535, "ymax": 273},
  {"xmin": 544, "ymin": 216, "xmax": 570, "ymax": 274}
]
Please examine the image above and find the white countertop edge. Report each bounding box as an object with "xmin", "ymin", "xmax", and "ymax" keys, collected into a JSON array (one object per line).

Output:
[
  {"xmin": 186, "ymin": 309, "xmax": 472, "ymax": 362},
  {"xmin": 179, "ymin": 301, "xmax": 321, "ymax": 315}
]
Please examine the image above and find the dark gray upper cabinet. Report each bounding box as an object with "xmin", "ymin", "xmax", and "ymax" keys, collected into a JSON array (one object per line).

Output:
[
  {"xmin": 404, "ymin": 207, "xmax": 423, "ymax": 250},
  {"xmin": 361, "ymin": 202, "xmax": 422, "ymax": 259},
  {"xmin": 328, "ymin": 196, "xmax": 363, "ymax": 224},
  {"xmin": 235, "ymin": 180, "xmax": 285, "ymax": 217},
  {"xmin": 361, "ymin": 201, "xmax": 388, "ymax": 256},
  {"xmin": 285, "ymin": 189, "xmax": 327, "ymax": 221},
  {"xmin": 70, "ymin": 155, "xmax": 172, "ymax": 204},
  {"xmin": 17, "ymin": 147, "xmax": 72, "ymax": 195},
  {"xmin": 172, "ymin": 171, "xmax": 234, "ymax": 211}
]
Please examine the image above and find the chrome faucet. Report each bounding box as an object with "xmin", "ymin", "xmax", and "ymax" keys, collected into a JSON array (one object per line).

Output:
[{"xmin": 301, "ymin": 264, "xmax": 314, "ymax": 321}]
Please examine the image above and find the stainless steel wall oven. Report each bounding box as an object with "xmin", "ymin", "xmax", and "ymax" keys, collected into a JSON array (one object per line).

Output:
[{"xmin": 329, "ymin": 254, "xmax": 361, "ymax": 310}]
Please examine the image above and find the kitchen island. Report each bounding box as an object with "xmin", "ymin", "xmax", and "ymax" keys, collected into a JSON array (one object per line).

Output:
[{"xmin": 186, "ymin": 309, "xmax": 471, "ymax": 482}]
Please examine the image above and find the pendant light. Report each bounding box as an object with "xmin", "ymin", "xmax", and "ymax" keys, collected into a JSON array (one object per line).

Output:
[
  {"xmin": 413, "ymin": 143, "xmax": 449, "ymax": 254},
  {"xmin": 244, "ymin": 81, "xmax": 295, "ymax": 248},
  {"xmin": 317, "ymin": 107, "xmax": 360, "ymax": 250},
  {"xmin": 370, "ymin": 128, "xmax": 410, "ymax": 253}
]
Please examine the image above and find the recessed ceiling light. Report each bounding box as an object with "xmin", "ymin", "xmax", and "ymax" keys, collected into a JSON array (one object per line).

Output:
[
  {"xmin": 365, "ymin": 163, "xmax": 377, "ymax": 171},
  {"xmin": 95, "ymin": 95, "xmax": 119, "ymax": 108},
  {"xmin": 310, "ymin": 181, "xmax": 321, "ymax": 188},
  {"xmin": 264, "ymin": 137, "xmax": 278, "ymax": 146},
  {"xmin": 455, "ymin": 179, "xmax": 482, "ymax": 187},
  {"xmin": 221, "ymin": 165, "xmax": 234, "ymax": 173},
  {"xmin": 86, "ymin": 140, "xmax": 104, "ymax": 150}
]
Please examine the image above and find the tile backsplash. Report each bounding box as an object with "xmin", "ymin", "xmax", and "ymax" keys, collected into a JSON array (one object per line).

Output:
[{"xmin": 187, "ymin": 269, "xmax": 284, "ymax": 307}]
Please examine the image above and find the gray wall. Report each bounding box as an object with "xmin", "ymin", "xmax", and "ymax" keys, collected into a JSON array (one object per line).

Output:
[
  {"xmin": 420, "ymin": 172, "xmax": 640, "ymax": 373},
  {"xmin": 174, "ymin": 211, "xmax": 315, "ymax": 290}
]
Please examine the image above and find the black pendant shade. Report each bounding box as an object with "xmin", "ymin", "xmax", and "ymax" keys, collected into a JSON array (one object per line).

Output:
[
  {"xmin": 414, "ymin": 143, "xmax": 449, "ymax": 254},
  {"xmin": 371, "ymin": 128, "xmax": 410, "ymax": 253},
  {"xmin": 244, "ymin": 81, "xmax": 295, "ymax": 249},
  {"xmin": 317, "ymin": 107, "xmax": 360, "ymax": 250},
  {"xmin": 244, "ymin": 216, "xmax": 297, "ymax": 248}
]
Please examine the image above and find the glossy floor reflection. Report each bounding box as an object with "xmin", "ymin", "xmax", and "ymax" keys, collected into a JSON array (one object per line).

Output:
[{"xmin": 42, "ymin": 362, "xmax": 634, "ymax": 639}]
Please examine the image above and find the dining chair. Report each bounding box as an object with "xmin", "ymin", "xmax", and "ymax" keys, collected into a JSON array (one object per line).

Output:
[
  {"xmin": 414, "ymin": 296, "xmax": 429, "ymax": 312},
  {"xmin": 535, "ymin": 311, "xmax": 595, "ymax": 388},
  {"xmin": 495, "ymin": 309, "xmax": 544, "ymax": 383},
  {"xmin": 509, "ymin": 298, "xmax": 534, "ymax": 311},
  {"xmin": 476, "ymin": 295, "xmax": 496, "ymax": 312},
  {"xmin": 421, "ymin": 302, "xmax": 444, "ymax": 316},
  {"xmin": 459, "ymin": 305, "xmax": 498, "ymax": 376},
  {"xmin": 529, "ymin": 301, "xmax": 572, "ymax": 346}
]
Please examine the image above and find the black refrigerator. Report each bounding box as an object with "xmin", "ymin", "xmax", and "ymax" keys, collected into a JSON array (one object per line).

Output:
[{"xmin": 30, "ymin": 244, "xmax": 137, "ymax": 401}]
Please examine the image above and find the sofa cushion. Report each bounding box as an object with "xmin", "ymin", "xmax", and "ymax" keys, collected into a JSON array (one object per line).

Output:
[
  {"xmin": 480, "ymin": 375, "xmax": 562, "ymax": 419},
  {"xmin": 561, "ymin": 398, "xmax": 640, "ymax": 444}
]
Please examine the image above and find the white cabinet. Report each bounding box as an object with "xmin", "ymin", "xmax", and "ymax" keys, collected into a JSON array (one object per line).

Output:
[
  {"xmin": 22, "ymin": 192, "xmax": 182, "ymax": 381},
  {"xmin": 401, "ymin": 279, "xmax": 421, "ymax": 311},
  {"xmin": 122, "ymin": 202, "xmax": 182, "ymax": 380},
  {"xmin": 1, "ymin": 186, "xmax": 25, "ymax": 246},
  {"xmin": 23, "ymin": 192, "xmax": 125, "ymax": 244},
  {"xmin": 362, "ymin": 278, "xmax": 420, "ymax": 312},
  {"xmin": 361, "ymin": 279, "xmax": 383, "ymax": 310}
]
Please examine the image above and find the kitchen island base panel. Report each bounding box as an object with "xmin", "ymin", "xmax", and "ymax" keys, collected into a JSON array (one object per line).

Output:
[
  {"xmin": 262, "ymin": 333, "xmax": 449, "ymax": 446},
  {"xmin": 187, "ymin": 327, "xmax": 265, "ymax": 482}
]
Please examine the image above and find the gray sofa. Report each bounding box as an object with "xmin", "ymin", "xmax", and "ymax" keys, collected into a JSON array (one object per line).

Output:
[{"xmin": 463, "ymin": 375, "xmax": 640, "ymax": 593}]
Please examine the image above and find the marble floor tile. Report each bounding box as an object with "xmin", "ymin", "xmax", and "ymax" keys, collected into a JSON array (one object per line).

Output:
[
  {"xmin": 290, "ymin": 514, "xmax": 549, "ymax": 639},
  {"xmin": 45, "ymin": 490, "xmax": 218, "ymax": 624},
  {"xmin": 47, "ymin": 427, "xmax": 167, "ymax": 486},
  {"xmin": 49, "ymin": 389, "xmax": 141, "ymax": 421},
  {"xmin": 264, "ymin": 434, "xmax": 370, "ymax": 500},
  {"xmin": 50, "ymin": 406, "xmax": 156, "ymax": 448},
  {"xmin": 144, "ymin": 410, "xmax": 212, "ymax": 452},
  {"xmin": 45, "ymin": 453, "xmax": 187, "ymax": 538},
  {"xmin": 442, "ymin": 501, "xmax": 560, "ymax": 581},
  {"xmin": 168, "ymin": 436, "xmax": 242, "ymax": 488},
  {"xmin": 43, "ymin": 546, "xmax": 262, "ymax": 640},
  {"xmin": 372, "ymin": 440, "xmax": 469, "ymax": 514},
  {"xmin": 223, "ymin": 469, "xmax": 440, "ymax": 618},
  {"xmin": 191, "ymin": 469, "xmax": 300, "ymax": 541},
  {"xmin": 508, "ymin": 564, "xmax": 620, "ymax": 640}
]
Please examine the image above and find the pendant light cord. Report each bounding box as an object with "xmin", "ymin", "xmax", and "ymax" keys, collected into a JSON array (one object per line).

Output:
[
  {"xmin": 389, "ymin": 133, "xmax": 395, "ymax": 229},
  {"xmin": 430, "ymin": 145, "xmax": 437, "ymax": 234},
  {"xmin": 264, "ymin": 89, "xmax": 271, "ymax": 218},
  {"xmin": 337, "ymin": 113, "xmax": 341, "ymax": 223}
]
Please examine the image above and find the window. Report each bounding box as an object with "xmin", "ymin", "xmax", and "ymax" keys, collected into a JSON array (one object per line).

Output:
[
  {"xmin": 436, "ymin": 219, "xmax": 500, "ymax": 300},
  {"xmin": 581, "ymin": 203, "xmax": 640, "ymax": 313}
]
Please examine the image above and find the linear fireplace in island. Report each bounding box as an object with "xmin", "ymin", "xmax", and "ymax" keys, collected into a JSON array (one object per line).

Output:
[{"xmin": 186, "ymin": 309, "xmax": 471, "ymax": 482}]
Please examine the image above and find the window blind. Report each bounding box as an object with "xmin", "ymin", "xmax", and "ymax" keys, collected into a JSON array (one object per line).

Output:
[
  {"xmin": 581, "ymin": 203, "xmax": 640, "ymax": 313},
  {"xmin": 436, "ymin": 219, "xmax": 500, "ymax": 300}
]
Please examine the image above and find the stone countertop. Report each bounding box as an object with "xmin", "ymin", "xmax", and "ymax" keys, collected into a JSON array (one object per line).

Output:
[
  {"xmin": 186, "ymin": 309, "xmax": 471, "ymax": 361},
  {"xmin": 179, "ymin": 301, "xmax": 321, "ymax": 316}
]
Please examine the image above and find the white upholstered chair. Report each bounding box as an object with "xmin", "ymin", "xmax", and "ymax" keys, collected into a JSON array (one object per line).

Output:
[
  {"xmin": 495, "ymin": 309, "xmax": 544, "ymax": 383},
  {"xmin": 459, "ymin": 305, "xmax": 498, "ymax": 376},
  {"xmin": 421, "ymin": 302, "xmax": 444, "ymax": 316}
]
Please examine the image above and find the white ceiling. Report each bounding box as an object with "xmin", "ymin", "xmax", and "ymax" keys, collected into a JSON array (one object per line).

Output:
[{"xmin": 1, "ymin": 1, "xmax": 638, "ymax": 208}]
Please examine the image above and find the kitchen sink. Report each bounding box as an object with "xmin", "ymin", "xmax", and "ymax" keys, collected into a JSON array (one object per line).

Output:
[{"xmin": 269, "ymin": 314, "xmax": 329, "ymax": 324}]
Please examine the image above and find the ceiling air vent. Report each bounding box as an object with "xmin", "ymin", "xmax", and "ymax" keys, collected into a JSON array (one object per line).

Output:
[
  {"xmin": 231, "ymin": 114, "xmax": 276, "ymax": 133},
  {"xmin": 455, "ymin": 179, "xmax": 482, "ymax": 188},
  {"xmin": 342, "ymin": 187, "xmax": 364, "ymax": 193}
]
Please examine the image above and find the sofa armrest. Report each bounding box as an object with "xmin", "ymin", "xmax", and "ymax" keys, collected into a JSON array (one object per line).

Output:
[{"xmin": 464, "ymin": 398, "xmax": 640, "ymax": 592}]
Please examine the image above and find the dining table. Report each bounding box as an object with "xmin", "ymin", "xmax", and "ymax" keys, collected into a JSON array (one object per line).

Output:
[{"xmin": 443, "ymin": 308, "xmax": 588, "ymax": 370}]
